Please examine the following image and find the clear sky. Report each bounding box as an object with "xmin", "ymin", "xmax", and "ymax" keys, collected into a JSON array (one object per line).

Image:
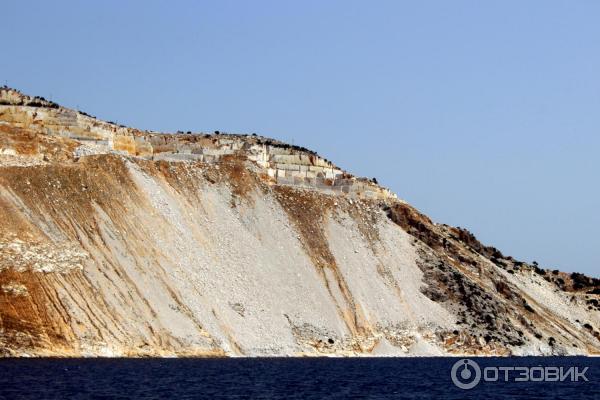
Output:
[{"xmin": 2, "ymin": 1, "xmax": 599, "ymax": 275}]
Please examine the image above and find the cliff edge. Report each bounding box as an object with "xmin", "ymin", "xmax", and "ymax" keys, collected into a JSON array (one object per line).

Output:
[{"xmin": 1, "ymin": 87, "xmax": 599, "ymax": 357}]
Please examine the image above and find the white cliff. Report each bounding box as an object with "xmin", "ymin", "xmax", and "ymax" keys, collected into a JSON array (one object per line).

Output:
[{"xmin": 0, "ymin": 87, "xmax": 599, "ymax": 357}]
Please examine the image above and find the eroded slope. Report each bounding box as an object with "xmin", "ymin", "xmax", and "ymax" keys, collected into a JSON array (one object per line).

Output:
[{"xmin": 1, "ymin": 87, "xmax": 599, "ymax": 356}]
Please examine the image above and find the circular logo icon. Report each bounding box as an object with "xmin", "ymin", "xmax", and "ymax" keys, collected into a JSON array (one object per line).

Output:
[{"xmin": 451, "ymin": 359, "xmax": 481, "ymax": 390}]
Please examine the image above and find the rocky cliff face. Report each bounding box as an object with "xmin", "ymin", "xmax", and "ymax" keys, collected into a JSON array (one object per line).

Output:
[{"xmin": 1, "ymin": 87, "xmax": 599, "ymax": 357}]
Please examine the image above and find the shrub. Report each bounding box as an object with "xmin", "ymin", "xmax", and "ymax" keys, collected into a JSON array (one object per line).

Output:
[
  {"xmin": 571, "ymin": 272, "xmax": 592, "ymax": 289},
  {"xmin": 534, "ymin": 266, "xmax": 546, "ymax": 275}
]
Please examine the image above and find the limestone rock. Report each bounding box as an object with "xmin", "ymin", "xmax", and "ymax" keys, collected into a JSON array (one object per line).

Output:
[{"xmin": 0, "ymin": 87, "xmax": 598, "ymax": 357}]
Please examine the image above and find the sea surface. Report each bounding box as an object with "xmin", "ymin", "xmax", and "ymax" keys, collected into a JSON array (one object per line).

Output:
[{"xmin": 0, "ymin": 357, "xmax": 597, "ymax": 399}]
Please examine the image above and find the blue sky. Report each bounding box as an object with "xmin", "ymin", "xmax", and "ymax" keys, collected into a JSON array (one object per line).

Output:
[{"xmin": 2, "ymin": 1, "xmax": 599, "ymax": 275}]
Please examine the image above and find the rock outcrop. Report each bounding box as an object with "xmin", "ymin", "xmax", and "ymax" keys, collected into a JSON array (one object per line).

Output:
[{"xmin": 1, "ymin": 87, "xmax": 599, "ymax": 357}]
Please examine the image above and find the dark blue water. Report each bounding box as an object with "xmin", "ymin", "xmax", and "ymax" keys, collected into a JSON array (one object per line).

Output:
[{"xmin": 0, "ymin": 357, "xmax": 597, "ymax": 399}]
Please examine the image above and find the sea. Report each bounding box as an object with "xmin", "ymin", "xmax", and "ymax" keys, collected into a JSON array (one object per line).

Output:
[{"xmin": 0, "ymin": 357, "xmax": 597, "ymax": 399}]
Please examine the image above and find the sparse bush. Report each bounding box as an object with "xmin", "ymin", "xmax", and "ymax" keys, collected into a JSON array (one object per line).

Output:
[
  {"xmin": 571, "ymin": 272, "xmax": 592, "ymax": 290},
  {"xmin": 534, "ymin": 266, "xmax": 545, "ymax": 275}
]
